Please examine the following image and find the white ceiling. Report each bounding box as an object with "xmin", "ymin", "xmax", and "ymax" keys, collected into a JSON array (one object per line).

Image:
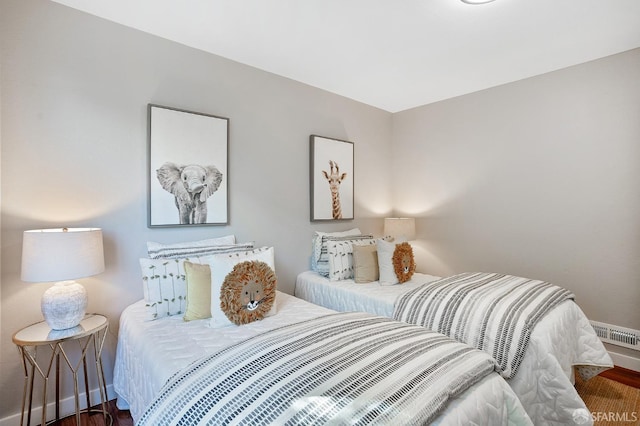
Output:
[{"xmin": 52, "ymin": 0, "xmax": 640, "ymax": 112}]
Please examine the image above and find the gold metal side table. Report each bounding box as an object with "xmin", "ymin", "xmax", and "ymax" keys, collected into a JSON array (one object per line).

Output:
[{"xmin": 12, "ymin": 313, "xmax": 113, "ymax": 426}]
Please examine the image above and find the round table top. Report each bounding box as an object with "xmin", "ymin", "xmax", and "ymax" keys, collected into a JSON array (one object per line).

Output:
[{"xmin": 12, "ymin": 314, "xmax": 107, "ymax": 346}]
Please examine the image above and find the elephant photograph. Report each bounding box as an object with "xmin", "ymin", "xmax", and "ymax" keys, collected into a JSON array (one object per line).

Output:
[
  {"xmin": 156, "ymin": 162, "xmax": 223, "ymax": 224},
  {"xmin": 148, "ymin": 104, "xmax": 229, "ymax": 227}
]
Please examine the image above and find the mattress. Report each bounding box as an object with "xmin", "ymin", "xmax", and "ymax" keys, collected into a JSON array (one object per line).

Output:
[
  {"xmin": 113, "ymin": 291, "xmax": 532, "ymax": 425},
  {"xmin": 295, "ymin": 271, "xmax": 614, "ymax": 426}
]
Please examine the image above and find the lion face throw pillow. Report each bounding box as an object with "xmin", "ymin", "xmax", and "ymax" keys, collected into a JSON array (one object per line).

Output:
[
  {"xmin": 378, "ymin": 239, "xmax": 416, "ymax": 285},
  {"xmin": 392, "ymin": 242, "xmax": 416, "ymax": 283},
  {"xmin": 219, "ymin": 260, "xmax": 277, "ymax": 325}
]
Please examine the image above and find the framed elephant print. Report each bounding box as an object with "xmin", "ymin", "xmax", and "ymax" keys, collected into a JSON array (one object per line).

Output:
[
  {"xmin": 310, "ymin": 135, "xmax": 354, "ymax": 221},
  {"xmin": 148, "ymin": 104, "xmax": 229, "ymax": 227}
]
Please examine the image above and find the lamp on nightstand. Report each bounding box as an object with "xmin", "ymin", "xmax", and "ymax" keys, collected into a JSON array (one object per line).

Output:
[
  {"xmin": 21, "ymin": 228, "xmax": 105, "ymax": 330},
  {"xmin": 384, "ymin": 217, "xmax": 416, "ymax": 241}
]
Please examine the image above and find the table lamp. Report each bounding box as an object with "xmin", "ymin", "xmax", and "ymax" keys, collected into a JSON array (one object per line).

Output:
[
  {"xmin": 21, "ymin": 228, "xmax": 105, "ymax": 330},
  {"xmin": 384, "ymin": 217, "xmax": 416, "ymax": 241}
]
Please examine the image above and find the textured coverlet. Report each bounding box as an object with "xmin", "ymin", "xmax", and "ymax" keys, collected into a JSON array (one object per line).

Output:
[
  {"xmin": 137, "ymin": 312, "xmax": 497, "ymax": 426},
  {"xmin": 393, "ymin": 272, "xmax": 575, "ymax": 379}
]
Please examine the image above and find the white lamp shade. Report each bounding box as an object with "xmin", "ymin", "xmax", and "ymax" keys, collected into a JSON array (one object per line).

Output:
[
  {"xmin": 21, "ymin": 228, "xmax": 105, "ymax": 282},
  {"xmin": 384, "ymin": 218, "xmax": 416, "ymax": 241}
]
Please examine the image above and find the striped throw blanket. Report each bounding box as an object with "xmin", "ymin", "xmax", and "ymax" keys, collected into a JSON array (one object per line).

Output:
[
  {"xmin": 138, "ymin": 312, "xmax": 497, "ymax": 426},
  {"xmin": 393, "ymin": 272, "xmax": 574, "ymax": 379}
]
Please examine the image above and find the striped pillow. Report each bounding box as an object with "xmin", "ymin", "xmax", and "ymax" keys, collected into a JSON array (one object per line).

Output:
[
  {"xmin": 328, "ymin": 238, "xmax": 376, "ymax": 281},
  {"xmin": 140, "ymin": 255, "xmax": 213, "ymax": 321},
  {"xmin": 311, "ymin": 229, "xmax": 361, "ymax": 267},
  {"xmin": 147, "ymin": 237, "xmax": 254, "ymax": 259},
  {"xmin": 313, "ymin": 234, "xmax": 374, "ymax": 277}
]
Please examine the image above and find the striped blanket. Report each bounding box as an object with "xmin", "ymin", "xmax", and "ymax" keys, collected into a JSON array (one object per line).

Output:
[
  {"xmin": 394, "ymin": 272, "xmax": 574, "ymax": 379},
  {"xmin": 138, "ymin": 312, "xmax": 497, "ymax": 426}
]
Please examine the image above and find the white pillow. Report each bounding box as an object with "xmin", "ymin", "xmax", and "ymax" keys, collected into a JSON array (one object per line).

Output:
[
  {"xmin": 311, "ymin": 228, "xmax": 361, "ymax": 270},
  {"xmin": 147, "ymin": 235, "xmax": 240, "ymax": 259},
  {"xmin": 376, "ymin": 238, "xmax": 407, "ymax": 286},
  {"xmin": 327, "ymin": 238, "xmax": 376, "ymax": 281},
  {"xmin": 314, "ymin": 234, "xmax": 373, "ymax": 277},
  {"xmin": 208, "ymin": 247, "xmax": 277, "ymax": 328},
  {"xmin": 140, "ymin": 255, "xmax": 213, "ymax": 321}
]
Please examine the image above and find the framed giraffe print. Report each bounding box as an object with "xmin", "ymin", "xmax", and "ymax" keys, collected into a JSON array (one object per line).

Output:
[{"xmin": 310, "ymin": 135, "xmax": 354, "ymax": 221}]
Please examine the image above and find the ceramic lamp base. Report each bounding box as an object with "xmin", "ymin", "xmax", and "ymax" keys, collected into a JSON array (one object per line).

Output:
[{"xmin": 41, "ymin": 281, "xmax": 87, "ymax": 330}]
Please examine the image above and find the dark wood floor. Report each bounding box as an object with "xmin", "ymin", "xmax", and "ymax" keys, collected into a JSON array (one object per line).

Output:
[
  {"xmin": 52, "ymin": 400, "xmax": 132, "ymax": 426},
  {"xmin": 53, "ymin": 365, "xmax": 640, "ymax": 425},
  {"xmin": 599, "ymin": 365, "xmax": 640, "ymax": 389}
]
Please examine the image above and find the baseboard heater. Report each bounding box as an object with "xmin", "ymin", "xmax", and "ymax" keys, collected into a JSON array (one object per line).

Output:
[{"xmin": 590, "ymin": 320, "xmax": 640, "ymax": 351}]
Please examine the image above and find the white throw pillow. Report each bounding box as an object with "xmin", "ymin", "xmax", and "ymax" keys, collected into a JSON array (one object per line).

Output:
[
  {"xmin": 376, "ymin": 238, "xmax": 407, "ymax": 286},
  {"xmin": 140, "ymin": 255, "xmax": 213, "ymax": 321},
  {"xmin": 311, "ymin": 228, "xmax": 361, "ymax": 271},
  {"xmin": 327, "ymin": 238, "xmax": 376, "ymax": 281},
  {"xmin": 208, "ymin": 247, "xmax": 277, "ymax": 328},
  {"xmin": 314, "ymin": 234, "xmax": 373, "ymax": 277}
]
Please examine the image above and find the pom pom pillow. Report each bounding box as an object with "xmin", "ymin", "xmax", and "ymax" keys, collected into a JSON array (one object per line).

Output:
[
  {"xmin": 377, "ymin": 239, "xmax": 416, "ymax": 285},
  {"xmin": 209, "ymin": 247, "xmax": 277, "ymax": 328},
  {"xmin": 219, "ymin": 260, "xmax": 277, "ymax": 325}
]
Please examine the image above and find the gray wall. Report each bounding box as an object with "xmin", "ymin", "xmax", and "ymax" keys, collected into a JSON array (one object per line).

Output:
[
  {"xmin": 2, "ymin": 0, "xmax": 639, "ymax": 421},
  {"xmin": 0, "ymin": 0, "xmax": 392, "ymax": 419},
  {"xmin": 392, "ymin": 48, "xmax": 640, "ymax": 333}
]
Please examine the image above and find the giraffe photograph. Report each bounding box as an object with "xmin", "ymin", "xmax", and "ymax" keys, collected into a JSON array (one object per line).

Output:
[{"xmin": 310, "ymin": 135, "xmax": 354, "ymax": 221}]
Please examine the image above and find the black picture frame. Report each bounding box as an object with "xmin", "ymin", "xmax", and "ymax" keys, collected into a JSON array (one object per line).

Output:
[
  {"xmin": 148, "ymin": 104, "xmax": 229, "ymax": 227},
  {"xmin": 310, "ymin": 135, "xmax": 354, "ymax": 221}
]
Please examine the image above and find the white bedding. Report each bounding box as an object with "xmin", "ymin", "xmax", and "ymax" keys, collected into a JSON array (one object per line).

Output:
[
  {"xmin": 295, "ymin": 271, "xmax": 614, "ymax": 426},
  {"xmin": 113, "ymin": 291, "xmax": 532, "ymax": 425}
]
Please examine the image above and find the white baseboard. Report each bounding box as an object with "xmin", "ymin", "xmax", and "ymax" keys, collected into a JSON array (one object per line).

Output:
[
  {"xmin": 609, "ymin": 350, "xmax": 640, "ymax": 372},
  {"xmin": 0, "ymin": 384, "xmax": 116, "ymax": 426}
]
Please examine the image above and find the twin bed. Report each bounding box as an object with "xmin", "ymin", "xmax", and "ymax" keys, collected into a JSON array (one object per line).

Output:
[
  {"xmin": 295, "ymin": 270, "xmax": 613, "ymax": 425},
  {"xmin": 111, "ymin": 234, "xmax": 612, "ymax": 425},
  {"xmin": 113, "ymin": 292, "xmax": 531, "ymax": 425}
]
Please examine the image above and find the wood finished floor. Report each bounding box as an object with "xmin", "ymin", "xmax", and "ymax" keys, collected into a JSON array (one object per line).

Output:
[
  {"xmin": 51, "ymin": 401, "xmax": 132, "ymax": 426},
  {"xmin": 52, "ymin": 366, "xmax": 640, "ymax": 426},
  {"xmin": 599, "ymin": 366, "xmax": 640, "ymax": 389}
]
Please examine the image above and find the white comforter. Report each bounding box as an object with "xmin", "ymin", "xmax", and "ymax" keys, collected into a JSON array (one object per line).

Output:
[
  {"xmin": 295, "ymin": 271, "xmax": 614, "ymax": 426},
  {"xmin": 113, "ymin": 291, "xmax": 531, "ymax": 425}
]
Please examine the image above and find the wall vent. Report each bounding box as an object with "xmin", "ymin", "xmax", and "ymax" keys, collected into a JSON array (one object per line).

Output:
[{"xmin": 590, "ymin": 320, "xmax": 640, "ymax": 351}]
